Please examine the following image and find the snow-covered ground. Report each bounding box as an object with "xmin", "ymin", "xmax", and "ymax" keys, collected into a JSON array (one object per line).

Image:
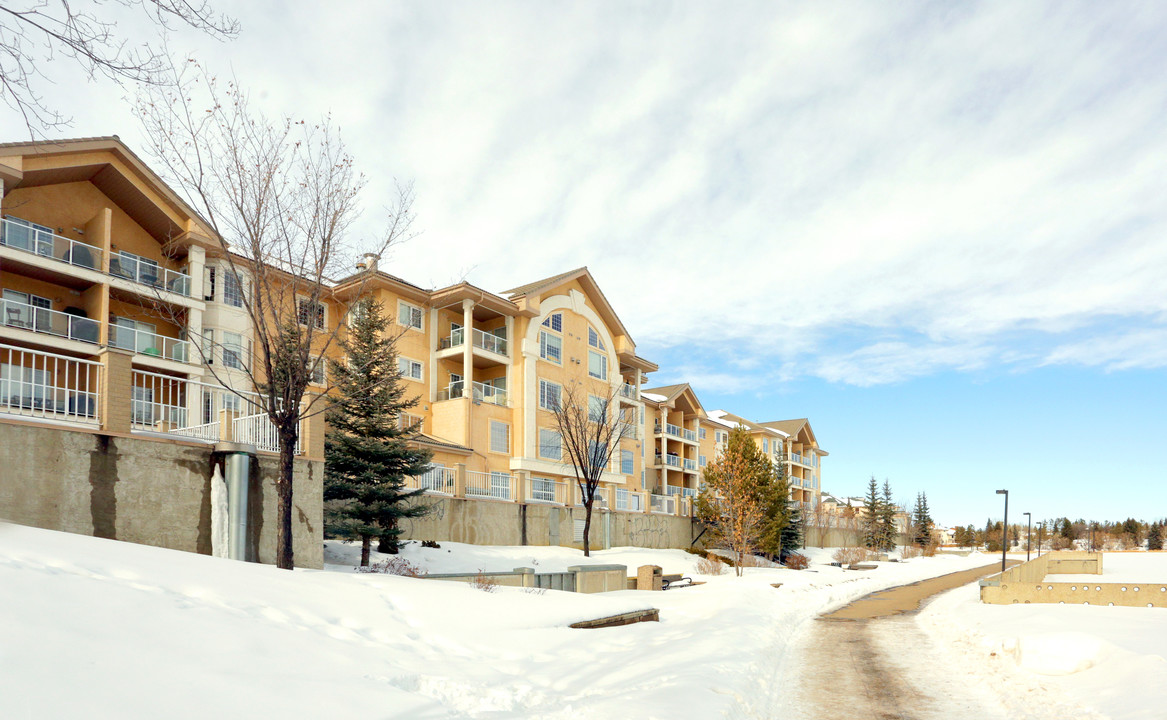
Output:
[
  {"xmin": 0, "ymin": 523, "xmax": 1011, "ymax": 718},
  {"xmin": 920, "ymin": 552, "xmax": 1167, "ymax": 720}
]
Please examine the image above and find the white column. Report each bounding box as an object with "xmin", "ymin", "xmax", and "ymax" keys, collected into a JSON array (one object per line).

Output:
[
  {"xmin": 428, "ymin": 306, "xmax": 439, "ymax": 402},
  {"xmin": 462, "ymin": 299, "xmax": 474, "ymax": 442}
]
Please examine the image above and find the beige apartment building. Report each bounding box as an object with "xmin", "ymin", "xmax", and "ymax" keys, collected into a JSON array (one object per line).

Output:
[{"xmin": 0, "ymin": 135, "xmax": 828, "ymax": 555}]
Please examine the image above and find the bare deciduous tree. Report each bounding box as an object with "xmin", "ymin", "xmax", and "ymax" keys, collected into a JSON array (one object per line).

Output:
[
  {"xmin": 550, "ymin": 383, "xmax": 625, "ymax": 557},
  {"xmin": 0, "ymin": 1, "xmax": 238, "ymax": 135},
  {"xmin": 136, "ymin": 60, "xmax": 415, "ymax": 569}
]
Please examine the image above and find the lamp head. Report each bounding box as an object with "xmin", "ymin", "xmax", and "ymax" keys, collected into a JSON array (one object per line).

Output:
[{"xmin": 996, "ymin": 489, "xmax": 1008, "ymax": 495}]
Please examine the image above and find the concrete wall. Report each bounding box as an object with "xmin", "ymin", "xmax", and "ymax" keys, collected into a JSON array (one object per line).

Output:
[
  {"xmin": 399, "ymin": 495, "xmax": 700, "ymax": 551},
  {"xmin": 0, "ymin": 420, "xmax": 324, "ymax": 568},
  {"xmin": 978, "ymin": 552, "xmax": 1167, "ymax": 608}
]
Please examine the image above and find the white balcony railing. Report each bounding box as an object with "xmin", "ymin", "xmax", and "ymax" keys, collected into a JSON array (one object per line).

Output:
[
  {"xmin": 109, "ymin": 253, "xmax": 191, "ymax": 297},
  {"xmin": 615, "ymin": 488, "xmax": 645, "ymax": 512},
  {"xmin": 231, "ymin": 411, "xmax": 301, "ymax": 454},
  {"xmin": 618, "ymin": 382, "xmax": 638, "ymax": 401},
  {"xmin": 110, "ymin": 324, "xmax": 190, "ymax": 363},
  {"xmin": 0, "ymin": 216, "xmax": 104, "ymax": 272},
  {"xmin": 473, "ymin": 328, "xmax": 506, "ymax": 355},
  {"xmin": 466, "ymin": 470, "xmax": 513, "ymax": 500},
  {"xmin": 575, "ymin": 485, "xmax": 608, "ymax": 508},
  {"xmin": 438, "ymin": 381, "xmax": 507, "ymax": 406},
  {"xmin": 130, "ymin": 369, "xmax": 189, "ymax": 431},
  {"xmin": 528, "ymin": 477, "xmax": 564, "ymax": 504},
  {"xmin": 170, "ymin": 421, "xmax": 220, "ymax": 442},
  {"xmin": 657, "ymin": 453, "xmax": 682, "ymax": 468},
  {"xmin": 650, "ymin": 493, "xmax": 676, "ymax": 515},
  {"xmin": 665, "ymin": 485, "xmax": 697, "ymax": 498},
  {"xmin": 683, "ymin": 457, "xmax": 698, "ymax": 471},
  {"xmin": 1, "ymin": 299, "xmax": 101, "ymax": 344},
  {"xmin": 409, "ymin": 466, "xmax": 455, "ymax": 495},
  {"xmin": 0, "ymin": 343, "xmax": 101, "ymax": 425},
  {"xmin": 439, "ymin": 328, "xmax": 464, "ymax": 350},
  {"xmin": 684, "ymin": 428, "xmax": 698, "ymax": 442}
]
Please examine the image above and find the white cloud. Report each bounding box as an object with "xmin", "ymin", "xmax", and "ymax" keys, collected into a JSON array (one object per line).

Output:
[{"xmin": 5, "ymin": 1, "xmax": 1166, "ymax": 387}]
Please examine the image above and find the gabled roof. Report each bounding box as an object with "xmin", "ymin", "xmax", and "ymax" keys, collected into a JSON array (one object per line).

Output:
[
  {"xmin": 760, "ymin": 418, "xmax": 824, "ymax": 453},
  {"xmin": 502, "ymin": 267, "xmax": 587, "ymax": 298},
  {"xmin": 642, "ymin": 383, "xmax": 706, "ymax": 416},
  {"xmin": 413, "ymin": 433, "xmax": 472, "ymax": 455},
  {"xmin": 708, "ymin": 410, "xmax": 789, "ymax": 438},
  {"xmin": 504, "ymin": 266, "xmax": 635, "ymax": 348}
]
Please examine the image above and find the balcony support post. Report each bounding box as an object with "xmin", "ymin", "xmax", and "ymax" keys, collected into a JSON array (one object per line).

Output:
[
  {"xmin": 97, "ymin": 347, "xmax": 134, "ymax": 434},
  {"xmin": 454, "ymin": 463, "xmax": 467, "ymax": 499},
  {"xmin": 461, "ymin": 299, "xmax": 474, "ymax": 440}
]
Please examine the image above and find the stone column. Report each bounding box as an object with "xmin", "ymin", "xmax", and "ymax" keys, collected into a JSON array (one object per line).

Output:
[
  {"xmin": 98, "ymin": 347, "xmax": 134, "ymax": 434},
  {"xmin": 454, "ymin": 463, "xmax": 467, "ymax": 498},
  {"xmin": 513, "ymin": 470, "xmax": 529, "ymax": 503}
]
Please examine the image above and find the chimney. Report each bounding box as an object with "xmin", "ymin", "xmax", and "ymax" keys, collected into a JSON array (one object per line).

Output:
[{"xmin": 356, "ymin": 253, "xmax": 379, "ymax": 273}]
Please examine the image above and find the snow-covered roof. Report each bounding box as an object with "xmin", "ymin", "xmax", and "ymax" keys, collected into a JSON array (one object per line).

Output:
[{"xmin": 641, "ymin": 392, "xmax": 667, "ymax": 403}]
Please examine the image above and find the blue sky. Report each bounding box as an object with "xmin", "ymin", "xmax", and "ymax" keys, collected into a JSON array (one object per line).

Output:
[{"xmin": 4, "ymin": 1, "xmax": 1165, "ymax": 526}]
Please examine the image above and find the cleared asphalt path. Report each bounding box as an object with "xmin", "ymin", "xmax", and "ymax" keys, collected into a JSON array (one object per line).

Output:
[{"xmin": 781, "ymin": 561, "xmax": 1022, "ymax": 720}]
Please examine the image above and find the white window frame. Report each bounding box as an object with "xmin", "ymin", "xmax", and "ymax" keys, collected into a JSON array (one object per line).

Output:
[
  {"xmin": 538, "ymin": 379, "xmax": 562, "ymax": 411},
  {"xmin": 297, "ymin": 297, "xmax": 325, "ymax": 329},
  {"xmin": 309, "ymin": 356, "xmax": 326, "ymax": 386},
  {"xmin": 222, "ymin": 269, "xmax": 245, "ymax": 308},
  {"xmin": 587, "ymin": 394, "xmax": 605, "ymax": 423},
  {"xmin": 587, "ymin": 350, "xmax": 607, "ymax": 380},
  {"xmin": 541, "ymin": 312, "xmax": 562, "ymax": 332},
  {"xmin": 620, "ymin": 449, "xmax": 634, "ymax": 475},
  {"xmin": 222, "ymin": 331, "xmax": 244, "ymax": 370},
  {"xmin": 587, "ymin": 326, "xmax": 605, "ymax": 351},
  {"xmin": 398, "ymin": 300, "xmax": 424, "ymax": 331},
  {"xmin": 398, "ymin": 356, "xmax": 423, "ymax": 382},
  {"xmin": 489, "ymin": 420, "xmax": 509, "ymax": 454},
  {"xmin": 539, "ymin": 330, "xmax": 562, "ymax": 364}
]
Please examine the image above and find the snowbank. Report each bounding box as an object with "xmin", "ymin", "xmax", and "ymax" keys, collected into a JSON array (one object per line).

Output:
[{"xmin": 1, "ymin": 524, "xmax": 999, "ymax": 719}]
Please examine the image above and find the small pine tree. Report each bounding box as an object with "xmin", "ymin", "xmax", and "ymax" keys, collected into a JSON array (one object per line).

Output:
[
  {"xmin": 912, "ymin": 492, "xmax": 934, "ymax": 547},
  {"xmin": 696, "ymin": 426, "xmax": 772, "ymax": 576},
  {"xmin": 758, "ymin": 451, "xmax": 790, "ymax": 560},
  {"xmin": 324, "ymin": 299, "xmax": 433, "ymax": 566},
  {"xmin": 1148, "ymin": 522, "xmax": 1164, "ymax": 551},
  {"xmin": 878, "ymin": 479, "xmax": 897, "ymax": 551},
  {"xmin": 862, "ymin": 475, "xmax": 881, "ymax": 549}
]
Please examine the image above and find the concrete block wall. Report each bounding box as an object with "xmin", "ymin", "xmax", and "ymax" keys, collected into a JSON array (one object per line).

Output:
[
  {"xmin": 0, "ymin": 420, "xmax": 324, "ymax": 568},
  {"xmin": 978, "ymin": 552, "xmax": 1167, "ymax": 608}
]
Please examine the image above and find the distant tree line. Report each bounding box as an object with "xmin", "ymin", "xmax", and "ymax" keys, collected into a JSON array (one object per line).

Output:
[{"xmin": 952, "ymin": 516, "xmax": 1166, "ymax": 552}]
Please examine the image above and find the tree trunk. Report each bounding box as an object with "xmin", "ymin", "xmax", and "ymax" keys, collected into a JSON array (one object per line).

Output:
[
  {"xmin": 582, "ymin": 490, "xmax": 593, "ymax": 557},
  {"xmin": 276, "ymin": 425, "xmax": 297, "ymax": 570},
  {"xmin": 361, "ymin": 535, "xmax": 371, "ymax": 567}
]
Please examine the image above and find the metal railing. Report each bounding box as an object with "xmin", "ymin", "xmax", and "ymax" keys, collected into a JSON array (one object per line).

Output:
[
  {"xmin": 110, "ymin": 324, "xmax": 190, "ymax": 363},
  {"xmin": 684, "ymin": 428, "xmax": 698, "ymax": 442},
  {"xmin": 473, "ymin": 380, "xmax": 507, "ymax": 406},
  {"xmin": 473, "ymin": 328, "xmax": 506, "ymax": 355},
  {"xmin": 466, "ymin": 470, "xmax": 513, "ymax": 500},
  {"xmin": 683, "ymin": 457, "xmax": 697, "ymax": 471},
  {"xmin": 109, "ymin": 254, "xmax": 192, "ymax": 297},
  {"xmin": 528, "ymin": 477, "xmax": 564, "ymax": 504},
  {"xmin": 408, "ymin": 466, "xmax": 456, "ymax": 494},
  {"xmin": 657, "ymin": 452, "xmax": 682, "ymax": 468},
  {"xmin": 438, "ymin": 328, "xmax": 464, "ymax": 350},
  {"xmin": 0, "ymin": 343, "xmax": 101, "ymax": 425},
  {"xmin": 618, "ymin": 382, "xmax": 638, "ymax": 400},
  {"xmin": 574, "ymin": 485, "xmax": 608, "ymax": 508},
  {"xmin": 130, "ymin": 369, "xmax": 189, "ymax": 431},
  {"xmin": 170, "ymin": 421, "xmax": 220, "ymax": 441},
  {"xmin": 650, "ymin": 493, "xmax": 676, "ymax": 515},
  {"xmin": 615, "ymin": 488, "xmax": 645, "ymax": 512},
  {"xmin": 231, "ymin": 411, "xmax": 301, "ymax": 454},
  {"xmin": 0, "ymin": 217, "xmax": 104, "ymax": 272},
  {"xmin": 1, "ymin": 299, "xmax": 101, "ymax": 344}
]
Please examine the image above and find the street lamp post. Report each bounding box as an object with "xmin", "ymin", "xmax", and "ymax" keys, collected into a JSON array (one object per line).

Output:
[
  {"xmin": 1024, "ymin": 512, "xmax": 1032, "ymax": 562},
  {"xmin": 1037, "ymin": 521, "xmax": 1044, "ymax": 558},
  {"xmin": 996, "ymin": 489, "xmax": 1009, "ymax": 573}
]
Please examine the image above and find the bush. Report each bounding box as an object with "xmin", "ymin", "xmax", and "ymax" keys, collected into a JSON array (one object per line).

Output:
[
  {"xmin": 470, "ymin": 570, "xmax": 498, "ymax": 593},
  {"xmin": 922, "ymin": 541, "xmax": 939, "ymax": 557},
  {"xmin": 355, "ymin": 557, "xmax": 426, "ymax": 577},
  {"xmin": 832, "ymin": 547, "xmax": 866, "ymax": 565},
  {"xmin": 901, "ymin": 546, "xmax": 922, "ymax": 559},
  {"xmin": 695, "ymin": 555, "xmax": 726, "ymax": 576},
  {"xmin": 784, "ymin": 554, "xmax": 809, "ymax": 570}
]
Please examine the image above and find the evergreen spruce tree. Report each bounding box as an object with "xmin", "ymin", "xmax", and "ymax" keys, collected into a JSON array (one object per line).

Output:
[
  {"xmin": 1148, "ymin": 522, "xmax": 1163, "ymax": 551},
  {"xmin": 912, "ymin": 492, "xmax": 934, "ymax": 547},
  {"xmin": 324, "ymin": 299, "xmax": 433, "ymax": 566},
  {"xmin": 878, "ymin": 479, "xmax": 897, "ymax": 551},
  {"xmin": 862, "ymin": 475, "xmax": 881, "ymax": 549},
  {"xmin": 758, "ymin": 452, "xmax": 790, "ymax": 560}
]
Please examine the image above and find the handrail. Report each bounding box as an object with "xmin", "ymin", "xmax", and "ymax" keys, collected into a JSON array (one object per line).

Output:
[
  {"xmin": 0, "ymin": 216, "xmax": 104, "ymax": 272},
  {"xmin": 0, "ymin": 299, "xmax": 100, "ymax": 344}
]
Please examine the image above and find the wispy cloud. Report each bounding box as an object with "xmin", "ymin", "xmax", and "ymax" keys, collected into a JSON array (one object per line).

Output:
[{"xmin": 9, "ymin": 1, "xmax": 1167, "ymax": 388}]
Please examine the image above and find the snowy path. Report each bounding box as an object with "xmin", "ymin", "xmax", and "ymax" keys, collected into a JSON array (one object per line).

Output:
[{"xmin": 776, "ymin": 564, "xmax": 1016, "ymax": 720}]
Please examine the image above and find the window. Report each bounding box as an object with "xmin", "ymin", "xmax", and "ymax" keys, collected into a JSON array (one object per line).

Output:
[
  {"xmin": 588, "ymin": 394, "xmax": 605, "ymax": 423},
  {"xmin": 621, "ymin": 449, "xmax": 634, "ymax": 475},
  {"xmin": 490, "ymin": 421, "xmax": 509, "ymax": 453},
  {"xmin": 763, "ymin": 439, "xmax": 769, "ymax": 453},
  {"xmin": 398, "ymin": 356, "xmax": 423, "ymax": 381},
  {"xmin": 309, "ymin": 356, "xmax": 326, "ymax": 386},
  {"xmin": 699, "ymin": 428, "xmax": 707, "ymax": 440},
  {"xmin": 541, "ymin": 313, "xmax": 562, "ymax": 332},
  {"xmin": 2, "ymin": 289, "xmax": 50, "ymax": 331},
  {"xmin": 699, "ymin": 455, "xmax": 707, "ymax": 467},
  {"xmin": 398, "ymin": 300, "xmax": 423, "ymax": 331},
  {"xmin": 222, "ymin": 332, "xmax": 244, "ymax": 370},
  {"xmin": 205, "ymin": 267, "xmax": 216, "ymax": 301},
  {"xmin": 587, "ymin": 326, "xmax": 605, "ymax": 350},
  {"xmin": 222, "ymin": 269, "xmax": 244, "ymax": 308},
  {"xmin": 297, "ymin": 298, "xmax": 325, "ymax": 329},
  {"xmin": 538, "ymin": 379, "xmax": 561, "ymax": 411},
  {"xmin": 201, "ymin": 389, "xmax": 215, "ymax": 425},
  {"xmin": 587, "ymin": 350, "xmax": 607, "ymax": 380},
  {"xmin": 222, "ymin": 392, "xmax": 242, "ymax": 413},
  {"xmin": 539, "ymin": 428, "xmax": 562, "ymax": 460},
  {"xmin": 539, "ymin": 331, "xmax": 562, "ymax": 363}
]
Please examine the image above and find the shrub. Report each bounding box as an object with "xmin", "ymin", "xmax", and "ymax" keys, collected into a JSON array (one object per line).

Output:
[
  {"xmin": 421, "ymin": 539, "xmax": 441, "ymax": 549},
  {"xmin": 695, "ymin": 555, "xmax": 726, "ymax": 576},
  {"xmin": 355, "ymin": 557, "xmax": 427, "ymax": 577},
  {"xmin": 784, "ymin": 553, "xmax": 809, "ymax": 570},
  {"xmin": 470, "ymin": 570, "xmax": 498, "ymax": 593},
  {"xmin": 832, "ymin": 547, "xmax": 865, "ymax": 565},
  {"xmin": 901, "ymin": 546, "xmax": 922, "ymax": 559},
  {"xmin": 922, "ymin": 541, "xmax": 939, "ymax": 557}
]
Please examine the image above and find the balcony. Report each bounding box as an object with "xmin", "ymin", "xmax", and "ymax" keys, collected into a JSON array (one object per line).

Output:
[
  {"xmin": 650, "ymin": 493, "xmax": 676, "ymax": 515},
  {"xmin": 615, "ymin": 488, "xmax": 646, "ymax": 512},
  {"xmin": 109, "ymin": 254, "xmax": 192, "ymax": 298},
  {"xmin": 683, "ymin": 457, "xmax": 698, "ymax": 471},
  {"xmin": 466, "ymin": 470, "xmax": 514, "ymax": 501},
  {"xmin": 1, "ymin": 299, "xmax": 101, "ymax": 345},
  {"xmin": 0, "ymin": 343, "xmax": 101, "ymax": 425},
  {"xmin": 791, "ymin": 452, "xmax": 815, "ymax": 467},
  {"xmin": 438, "ymin": 327, "xmax": 507, "ymax": 357},
  {"xmin": 437, "ymin": 380, "xmax": 508, "ymax": 406},
  {"xmin": 1, "ymin": 217, "xmax": 104, "ymax": 273},
  {"xmin": 406, "ymin": 466, "xmax": 456, "ymax": 495},
  {"xmin": 618, "ymin": 382, "xmax": 638, "ymax": 401},
  {"xmin": 665, "ymin": 485, "xmax": 697, "ymax": 498},
  {"xmin": 654, "ymin": 422, "xmax": 698, "ymax": 443},
  {"xmin": 110, "ymin": 325, "xmax": 190, "ymax": 363},
  {"xmin": 616, "ymin": 421, "xmax": 638, "ymax": 440},
  {"xmin": 656, "ymin": 452, "xmax": 682, "ymax": 468},
  {"xmin": 683, "ymin": 428, "xmax": 698, "ymax": 442}
]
